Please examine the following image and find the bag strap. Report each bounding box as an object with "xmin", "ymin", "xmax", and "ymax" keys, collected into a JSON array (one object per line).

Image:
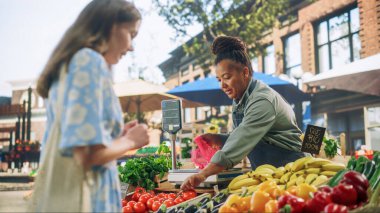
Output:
[{"xmin": 55, "ymin": 64, "xmax": 68, "ymax": 121}]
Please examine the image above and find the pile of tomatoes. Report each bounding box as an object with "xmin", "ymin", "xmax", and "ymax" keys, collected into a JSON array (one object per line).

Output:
[{"xmin": 122, "ymin": 187, "xmax": 197, "ymax": 213}]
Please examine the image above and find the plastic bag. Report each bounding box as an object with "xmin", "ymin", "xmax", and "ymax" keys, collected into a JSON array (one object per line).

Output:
[{"xmin": 191, "ymin": 136, "xmax": 220, "ymax": 169}]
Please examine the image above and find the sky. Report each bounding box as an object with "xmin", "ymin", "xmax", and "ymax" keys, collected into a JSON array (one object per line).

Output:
[{"xmin": 0, "ymin": 0, "xmax": 202, "ymax": 97}]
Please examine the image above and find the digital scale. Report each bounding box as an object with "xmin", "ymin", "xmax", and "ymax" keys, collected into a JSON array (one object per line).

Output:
[{"xmin": 161, "ymin": 99, "xmax": 242, "ymax": 188}]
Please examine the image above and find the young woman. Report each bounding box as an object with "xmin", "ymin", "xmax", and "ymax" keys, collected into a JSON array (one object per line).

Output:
[
  {"xmin": 181, "ymin": 36, "xmax": 307, "ymax": 191},
  {"xmin": 32, "ymin": 1, "xmax": 149, "ymax": 212}
]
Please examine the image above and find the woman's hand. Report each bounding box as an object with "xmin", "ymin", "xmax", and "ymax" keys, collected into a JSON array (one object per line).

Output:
[
  {"xmin": 180, "ymin": 174, "xmax": 206, "ymax": 191},
  {"xmin": 121, "ymin": 120, "xmax": 138, "ymax": 136},
  {"xmin": 125, "ymin": 124, "xmax": 149, "ymax": 150}
]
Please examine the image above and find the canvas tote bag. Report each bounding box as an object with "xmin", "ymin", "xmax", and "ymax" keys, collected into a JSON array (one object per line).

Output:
[{"xmin": 29, "ymin": 65, "xmax": 92, "ymax": 212}]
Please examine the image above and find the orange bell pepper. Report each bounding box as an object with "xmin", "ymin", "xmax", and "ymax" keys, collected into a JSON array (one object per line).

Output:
[
  {"xmin": 265, "ymin": 200, "xmax": 279, "ymax": 213},
  {"xmin": 250, "ymin": 190, "xmax": 271, "ymax": 213}
]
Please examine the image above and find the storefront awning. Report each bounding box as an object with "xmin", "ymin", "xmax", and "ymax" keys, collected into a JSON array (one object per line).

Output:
[{"xmin": 304, "ymin": 53, "xmax": 380, "ymax": 96}]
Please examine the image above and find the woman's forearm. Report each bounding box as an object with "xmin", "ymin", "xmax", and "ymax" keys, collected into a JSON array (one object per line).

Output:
[{"xmin": 199, "ymin": 162, "xmax": 225, "ymax": 178}]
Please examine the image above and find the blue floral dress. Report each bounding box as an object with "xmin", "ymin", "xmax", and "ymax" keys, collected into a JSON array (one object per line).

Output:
[{"xmin": 41, "ymin": 48, "xmax": 124, "ymax": 212}]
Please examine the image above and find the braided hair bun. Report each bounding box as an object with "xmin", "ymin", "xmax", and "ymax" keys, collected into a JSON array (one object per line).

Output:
[
  {"xmin": 211, "ymin": 36, "xmax": 253, "ymax": 75},
  {"xmin": 212, "ymin": 36, "xmax": 247, "ymax": 55}
]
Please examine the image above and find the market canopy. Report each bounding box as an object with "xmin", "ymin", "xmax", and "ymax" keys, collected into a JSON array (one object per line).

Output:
[
  {"xmin": 304, "ymin": 53, "xmax": 380, "ymax": 97},
  {"xmin": 168, "ymin": 72, "xmax": 310, "ymax": 106},
  {"xmin": 113, "ymin": 79, "xmax": 203, "ymax": 120}
]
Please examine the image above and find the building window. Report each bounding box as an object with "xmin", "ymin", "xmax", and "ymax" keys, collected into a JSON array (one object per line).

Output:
[
  {"xmin": 184, "ymin": 108, "xmax": 191, "ymax": 123},
  {"xmin": 316, "ymin": 7, "xmax": 360, "ymax": 73},
  {"xmin": 180, "ymin": 67, "xmax": 189, "ymax": 76},
  {"xmin": 263, "ymin": 44, "xmax": 275, "ymax": 75},
  {"xmin": 194, "ymin": 75, "xmax": 201, "ymax": 81},
  {"xmin": 251, "ymin": 57, "xmax": 259, "ymax": 72},
  {"xmin": 283, "ymin": 33, "xmax": 302, "ymax": 76},
  {"xmin": 182, "ymin": 80, "xmax": 189, "ymax": 85},
  {"xmin": 195, "ymin": 107, "xmax": 203, "ymax": 120}
]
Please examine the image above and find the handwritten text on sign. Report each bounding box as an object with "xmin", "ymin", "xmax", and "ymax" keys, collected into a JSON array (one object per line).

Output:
[{"xmin": 301, "ymin": 124, "xmax": 326, "ymax": 155}]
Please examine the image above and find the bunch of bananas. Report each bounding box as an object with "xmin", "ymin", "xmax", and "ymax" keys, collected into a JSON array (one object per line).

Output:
[{"xmin": 228, "ymin": 157, "xmax": 346, "ymax": 194}]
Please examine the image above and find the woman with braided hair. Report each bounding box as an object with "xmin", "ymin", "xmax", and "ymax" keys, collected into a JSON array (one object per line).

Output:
[{"xmin": 181, "ymin": 36, "xmax": 307, "ymax": 190}]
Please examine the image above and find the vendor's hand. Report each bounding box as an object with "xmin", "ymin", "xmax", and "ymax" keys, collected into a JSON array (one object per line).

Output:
[
  {"xmin": 200, "ymin": 133, "xmax": 223, "ymax": 148},
  {"xmin": 121, "ymin": 120, "xmax": 138, "ymax": 136},
  {"xmin": 180, "ymin": 173, "xmax": 206, "ymax": 191}
]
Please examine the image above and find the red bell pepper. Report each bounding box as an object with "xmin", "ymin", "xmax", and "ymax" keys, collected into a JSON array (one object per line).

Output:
[
  {"xmin": 318, "ymin": 185, "xmax": 333, "ymax": 194},
  {"xmin": 324, "ymin": 203, "xmax": 348, "ymax": 213},
  {"xmin": 278, "ymin": 194, "xmax": 305, "ymax": 213},
  {"xmin": 331, "ymin": 184, "xmax": 357, "ymax": 206},
  {"xmin": 303, "ymin": 191, "xmax": 332, "ymax": 213},
  {"xmin": 340, "ymin": 171, "xmax": 369, "ymax": 203}
]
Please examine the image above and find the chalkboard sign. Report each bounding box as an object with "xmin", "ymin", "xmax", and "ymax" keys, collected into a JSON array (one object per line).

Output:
[
  {"xmin": 301, "ymin": 124, "xmax": 326, "ymax": 155},
  {"xmin": 161, "ymin": 100, "xmax": 182, "ymax": 134}
]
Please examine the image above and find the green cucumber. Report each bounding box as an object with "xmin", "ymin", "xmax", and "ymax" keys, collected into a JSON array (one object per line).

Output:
[
  {"xmin": 363, "ymin": 161, "xmax": 376, "ymax": 179},
  {"xmin": 328, "ymin": 169, "xmax": 349, "ymax": 187},
  {"xmin": 347, "ymin": 156, "xmax": 357, "ymax": 170},
  {"xmin": 354, "ymin": 156, "xmax": 370, "ymax": 173},
  {"xmin": 369, "ymin": 165, "xmax": 380, "ymax": 190}
]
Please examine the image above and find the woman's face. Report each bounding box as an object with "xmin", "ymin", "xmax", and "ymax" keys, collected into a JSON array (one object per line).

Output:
[
  {"xmin": 104, "ymin": 20, "xmax": 141, "ymax": 65},
  {"xmin": 216, "ymin": 59, "xmax": 250, "ymax": 101}
]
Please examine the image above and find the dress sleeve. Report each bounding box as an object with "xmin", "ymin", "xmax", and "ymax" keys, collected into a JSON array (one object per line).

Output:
[
  {"xmin": 211, "ymin": 98, "xmax": 276, "ymax": 169},
  {"xmin": 59, "ymin": 48, "xmax": 112, "ymax": 156}
]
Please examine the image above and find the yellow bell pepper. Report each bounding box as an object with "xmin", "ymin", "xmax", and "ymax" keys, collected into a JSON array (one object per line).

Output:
[
  {"xmin": 296, "ymin": 183, "xmax": 317, "ymax": 201},
  {"xmin": 250, "ymin": 190, "xmax": 271, "ymax": 213},
  {"xmin": 264, "ymin": 200, "xmax": 279, "ymax": 213}
]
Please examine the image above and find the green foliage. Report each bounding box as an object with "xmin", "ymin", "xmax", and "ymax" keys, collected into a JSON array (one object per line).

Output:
[
  {"xmin": 210, "ymin": 117, "xmax": 227, "ymax": 128},
  {"xmin": 181, "ymin": 137, "xmax": 192, "ymax": 158},
  {"xmin": 135, "ymin": 146, "xmax": 159, "ymax": 155},
  {"xmin": 152, "ymin": 0, "xmax": 290, "ymax": 65},
  {"xmin": 118, "ymin": 144, "xmax": 182, "ymax": 190},
  {"xmin": 323, "ymin": 137, "xmax": 340, "ymax": 159}
]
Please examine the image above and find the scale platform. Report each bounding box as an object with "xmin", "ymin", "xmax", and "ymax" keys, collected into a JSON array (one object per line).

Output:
[{"xmin": 168, "ymin": 168, "xmax": 243, "ymax": 188}]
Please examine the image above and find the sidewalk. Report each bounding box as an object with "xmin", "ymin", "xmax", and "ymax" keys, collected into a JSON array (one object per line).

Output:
[{"xmin": 0, "ymin": 190, "xmax": 29, "ymax": 212}]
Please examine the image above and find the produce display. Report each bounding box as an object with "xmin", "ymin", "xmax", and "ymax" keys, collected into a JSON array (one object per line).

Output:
[{"xmin": 119, "ymin": 151, "xmax": 380, "ymax": 213}]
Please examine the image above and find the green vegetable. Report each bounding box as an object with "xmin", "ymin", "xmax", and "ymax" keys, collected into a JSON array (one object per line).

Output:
[
  {"xmin": 362, "ymin": 161, "xmax": 376, "ymax": 179},
  {"xmin": 323, "ymin": 138, "xmax": 340, "ymax": 159},
  {"xmin": 327, "ymin": 169, "xmax": 349, "ymax": 187},
  {"xmin": 354, "ymin": 156, "xmax": 370, "ymax": 173},
  {"xmin": 347, "ymin": 156, "xmax": 357, "ymax": 170},
  {"xmin": 135, "ymin": 146, "xmax": 158, "ymax": 155},
  {"xmin": 369, "ymin": 165, "xmax": 380, "ymax": 190},
  {"xmin": 373, "ymin": 152, "xmax": 380, "ymax": 165},
  {"xmin": 118, "ymin": 144, "xmax": 182, "ymax": 190}
]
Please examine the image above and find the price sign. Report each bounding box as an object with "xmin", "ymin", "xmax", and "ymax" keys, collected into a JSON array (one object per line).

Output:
[
  {"xmin": 301, "ymin": 124, "xmax": 326, "ymax": 155},
  {"xmin": 161, "ymin": 100, "xmax": 182, "ymax": 134}
]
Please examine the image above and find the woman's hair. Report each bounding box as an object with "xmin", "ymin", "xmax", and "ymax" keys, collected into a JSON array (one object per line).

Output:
[
  {"xmin": 211, "ymin": 36, "xmax": 253, "ymax": 75},
  {"xmin": 37, "ymin": 0, "xmax": 141, "ymax": 98}
]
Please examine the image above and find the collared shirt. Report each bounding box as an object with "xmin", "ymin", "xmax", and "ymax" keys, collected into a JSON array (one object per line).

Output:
[{"xmin": 211, "ymin": 78, "xmax": 303, "ymax": 169}]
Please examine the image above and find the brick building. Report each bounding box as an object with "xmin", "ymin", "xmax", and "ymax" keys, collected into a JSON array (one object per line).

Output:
[{"xmin": 159, "ymin": 0, "xmax": 380, "ymax": 154}]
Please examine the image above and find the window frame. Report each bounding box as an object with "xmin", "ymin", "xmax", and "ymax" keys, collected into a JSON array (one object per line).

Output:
[
  {"xmin": 282, "ymin": 31, "xmax": 302, "ymax": 76},
  {"xmin": 314, "ymin": 4, "xmax": 360, "ymax": 74},
  {"xmin": 262, "ymin": 43, "xmax": 276, "ymax": 75}
]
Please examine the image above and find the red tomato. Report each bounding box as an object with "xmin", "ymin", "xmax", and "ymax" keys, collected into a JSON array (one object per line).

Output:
[
  {"xmin": 151, "ymin": 201, "xmax": 162, "ymax": 212},
  {"xmin": 146, "ymin": 197, "xmax": 158, "ymax": 210},
  {"xmin": 157, "ymin": 193, "xmax": 166, "ymax": 198},
  {"xmin": 147, "ymin": 190, "xmax": 155, "ymax": 196},
  {"xmin": 127, "ymin": 201, "xmax": 136, "ymax": 208},
  {"xmin": 134, "ymin": 187, "xmax": 146, "ymax": 194},
  {"xmin": 121, "ymin": 199, "xmax": 127, "ymax": 207},
  {"xmin": 122, "ymin": 205, "xmax": 133, "ymax": 213},
  {"xmin": 163, "ymin": 199, "xmax": 175, "ymax": 208},
  {"xmin": 174, "ymin": 197, "xmax": 184, "ymax": 205},
  {"xmin": 133, "ymin": 202, "xmax": 146, "ymax": 213},
  {"xmin": 132, "ymin": 192, "xmax": 142, "ymax": 202},
  {"xmin": 168, "ymin": 193, "xmax": 177, "ymax": 199},
  {"xmin": 182, "ymin": 190, "xmax": 197, "ymax": 200},
  {"xmin": 138, "ymin": 194, "xmax": 152, "ymax": 204}
]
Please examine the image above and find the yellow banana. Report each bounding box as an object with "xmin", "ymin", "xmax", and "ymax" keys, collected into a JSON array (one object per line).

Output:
[
  {"xmin": 230, "ymin": 178, "xmax": 260, "ymax": 190},
  {"xmin": 305, "ymin": 174, "xmax": 318, "ymax": 184},
  {"xmin": 305, "ymin": 158, "xmax": 331, "ymax": 168},
  {"xmin": 321, "ymin": 163, "xmax": 346, "ymax": 172},
  {"xmin": 285, "ymin": 162, "xmax": 294, "ymax": 172},
  {"xmin": 291, "ymin": 156, "xmax": 314, "ymax": 172},
  {"xmin": 296, "ymin": 175, "xmax": 305, "ymax": 186},
  {"xmin": 320, "ymin": 171, "xmax": 337, "ymax": 177},
  {"xmin": 305, "ymin": 168, "xmax": 322, "ymax": 174},
  {"xmin": 229, "ymin": 188, "xmax": 243, "ymax": 194},
  {"xmin": 228, "ymin": 174, "xmax": 249, "ymax": 189},
  {"xmin": 280, "ymin": 172, "xmax": 293, "ymax": 184},
  {"xmin": 254, "ymin": 168, "xmax": 275, "ymax": 175},
  {"xmin": 290, "ymin": 173, "xmax": 301, "ymax": 181},
  {"xmin": 286, "ymin": 178, "xmax": 297, "ymax": 188},
  {"xmin": 274, "ymin": 167, "xmax": 285, "ymax": 178},
  {"xmin": 311, "ymin": 175, "xmax": 329, "ymax": 186},
  {"xmin": 256, "ymin": 164, "xmax": 277, "ymax": 172}
]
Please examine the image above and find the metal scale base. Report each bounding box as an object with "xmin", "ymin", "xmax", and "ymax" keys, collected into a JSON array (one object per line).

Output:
[{"xmin": 168, "ymin": 168, "xmax": 243, "ymax": 188}]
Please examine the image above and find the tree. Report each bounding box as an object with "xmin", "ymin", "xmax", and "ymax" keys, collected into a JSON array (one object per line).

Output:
[{"xmin": 152, "ymin": 0, "xmax": 291, "ymax": 65}]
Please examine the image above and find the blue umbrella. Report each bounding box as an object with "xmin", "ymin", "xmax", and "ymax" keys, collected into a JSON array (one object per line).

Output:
[{"xmin": 168, "ymin": 72, "xmax": 310, "ymax": 106}]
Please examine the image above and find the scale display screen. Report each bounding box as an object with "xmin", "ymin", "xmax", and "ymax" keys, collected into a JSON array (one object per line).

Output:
[{"xmin": 161, "ymin": 100, "xmax": 182, "ymax": 134}]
